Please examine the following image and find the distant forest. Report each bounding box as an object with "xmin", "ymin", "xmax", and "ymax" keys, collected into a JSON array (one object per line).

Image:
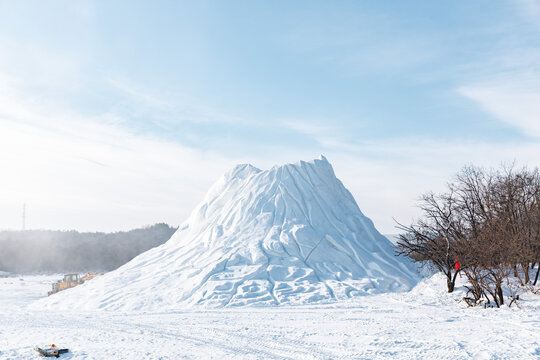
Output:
[{"xmin": 0, "ymin": 223, "xmax": 177, "ymax": 274}]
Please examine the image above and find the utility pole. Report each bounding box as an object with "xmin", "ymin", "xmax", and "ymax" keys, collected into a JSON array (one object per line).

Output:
[{"xmin": 22, "ymin": 203, "xmax": 26, "ymax": 231}]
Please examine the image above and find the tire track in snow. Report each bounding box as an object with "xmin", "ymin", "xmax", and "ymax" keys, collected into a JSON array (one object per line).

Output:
[{"xmin": 101, "ymin": 318, "xmax": 325, "ymax": 359}]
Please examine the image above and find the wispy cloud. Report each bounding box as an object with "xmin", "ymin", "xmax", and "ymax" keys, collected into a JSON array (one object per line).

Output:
[
  {"xmin": 459, "ymin": 82, "xmax": 540, "ymax": 138},
  {"xmin": 0, "ymin": 75, "xmax": 239, "ymax": 231},
  {"xmin": 455, "ymin": 0, "xmax": 540, "ymax": 139},
  {"xmin": 107, "ymin": 77, "xmax": 262, "ymax": 128},
  {"xmin": 280, "ymin": 119, "xmax": 338, "ymax": 144}
]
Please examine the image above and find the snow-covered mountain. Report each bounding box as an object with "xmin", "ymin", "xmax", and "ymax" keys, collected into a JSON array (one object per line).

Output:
[{"xmin": 34, "ymin": 156, "xmax": 418, "ymax": 310}]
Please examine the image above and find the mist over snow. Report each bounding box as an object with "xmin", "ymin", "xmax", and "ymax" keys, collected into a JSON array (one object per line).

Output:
[{"xmin": 34, "ymin": 156, "xmax": 418, "ymax": 311}]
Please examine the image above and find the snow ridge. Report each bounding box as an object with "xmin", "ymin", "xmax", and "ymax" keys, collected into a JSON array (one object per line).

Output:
[{"xmin": 34, "ymin": 156, "xmax": 418, "ymax": 310}]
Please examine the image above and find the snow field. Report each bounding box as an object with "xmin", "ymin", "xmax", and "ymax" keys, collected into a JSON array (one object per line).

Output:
[{"xmin": 1, "ymin": 275, "xmax": 539, "ymax": 359}]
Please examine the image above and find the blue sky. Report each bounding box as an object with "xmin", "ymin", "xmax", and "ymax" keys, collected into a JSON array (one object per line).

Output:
[{"xmin": 1, "ymin": 1, "xmax": 539, "ymax": 233}]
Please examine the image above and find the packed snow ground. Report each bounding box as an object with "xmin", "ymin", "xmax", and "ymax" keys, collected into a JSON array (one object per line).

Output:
[{"xmin": 1, "ymin": 274, "xmax": 538, "ymax": 359}]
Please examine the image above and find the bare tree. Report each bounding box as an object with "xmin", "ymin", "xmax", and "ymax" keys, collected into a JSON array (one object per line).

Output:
[
  {"xmin": 396, "ymin": 190, "xmax": 464, "ymax": 293},
  {"xmin": 397, "ymin": 164, "xmax": 540, "ymax": 305}
]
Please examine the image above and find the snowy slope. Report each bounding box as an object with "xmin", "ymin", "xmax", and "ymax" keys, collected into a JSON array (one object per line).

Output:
[{"xmin": 33, "ymin": 156, "xmax": 418, "ymax": 311}]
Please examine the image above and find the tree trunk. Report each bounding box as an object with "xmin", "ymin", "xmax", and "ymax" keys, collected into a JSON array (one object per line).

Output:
[
  {"xmin": 534, "ymin": 264, "xmax": 540, "ymax": 286},
  {"xmin": 487, "ymin": 287, "xmax": 499, "ymax": 308},
  {"xmin": 522, "ymin": 263, "xmax": 530, "ymax": 284},
  {"xmin": 450, "ymin": 268, "xmax": 460, "ymax": 291},
  {"xmin": 447, "ymin": 272, "xmax": 455, "ymax": 293},
  {"xmin": 497, "ymin": 283, "xmax": 504, "ymax": 306}
]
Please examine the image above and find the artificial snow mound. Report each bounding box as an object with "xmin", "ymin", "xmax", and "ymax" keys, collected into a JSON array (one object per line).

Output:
[{"xmin": 34, "ymin": 156, "xmax": 418, "ymax": 310}]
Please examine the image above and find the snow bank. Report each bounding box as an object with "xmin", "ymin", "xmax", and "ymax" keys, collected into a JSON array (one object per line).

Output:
[{"xmin": 33, "ymin": 156, "xmax": 419, "ymax": 311}]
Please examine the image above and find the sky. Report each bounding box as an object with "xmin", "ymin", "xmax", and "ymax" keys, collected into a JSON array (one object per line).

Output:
[{"xmin": 1, "ymin": 0, "xmax": 540, "ymax": 234}]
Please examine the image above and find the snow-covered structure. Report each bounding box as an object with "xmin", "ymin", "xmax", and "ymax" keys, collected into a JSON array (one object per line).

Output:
[{"xmin": 34, "ymin": 156, "xmax": 418, "ymax": 310}]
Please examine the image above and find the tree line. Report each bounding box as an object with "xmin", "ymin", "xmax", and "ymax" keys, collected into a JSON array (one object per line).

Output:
[
  {"xmin": 0, "ymin": 223, "xmax": 177, "ymax": 274},
  {"xmin": 397, "ymin": 164, "xmax": 540, "ymax": 307}
]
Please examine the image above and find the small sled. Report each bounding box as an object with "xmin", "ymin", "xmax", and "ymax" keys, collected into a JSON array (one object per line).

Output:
[{"xmin": 34, "ymin": 345, "xmax": 69, "ymax": 358}]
